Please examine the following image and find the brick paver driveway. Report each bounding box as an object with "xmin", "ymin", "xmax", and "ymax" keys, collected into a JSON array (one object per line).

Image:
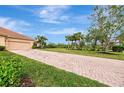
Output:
[{"xmin": 11, "ymin": 49, "xmax": 124, "ymax": 87}]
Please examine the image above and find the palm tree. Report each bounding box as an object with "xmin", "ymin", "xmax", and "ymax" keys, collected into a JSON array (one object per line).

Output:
[
  {"xmin": 73, "ymin": 32, "xmax": 82, "ymax": 49},
  {"xmin": 65, "ymin": 32, "xmax": 82, "ymax": 50},
  {"xmin": 65, "ymin": 35, "xmax": 74, "ymax": 49},
  {"xmin": 79, "ymin": 34, "xmax": 85, "ymax": 49},
  {"xmin": 35, "ymin": 35, "xmax": 48, "ymax": 48},
  {"xmin": 65, "ymin": 35, "xmax": 70, "ymax": 49},
  {"xmin": 74, "ymin": 32, "xmax": 81, "ymax": 41}
]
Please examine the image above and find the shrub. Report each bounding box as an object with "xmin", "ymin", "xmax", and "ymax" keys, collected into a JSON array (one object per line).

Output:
[
  {"xmin": 112, "ymin": 45, "xmax": 124, "ymax": 52},
  {"xmin": 32, "ymin": 44, "xmax": 37, "ymax": 49},
  {"xmin": 46, "ymin": 43, "xmax": 57, "ymax": 48},
  {"xmin": 121, "ymin": 41, "xmax": 124, "ymax": 47},
  {"xmin": 57, "ymin": 43, "xmax": 67, "ymax": 48},
  {"xmin": 0, "ymin": 46, "xmax": 5, "ymax": 51},
  {"xmin": 0, "ymin": 56, "xmax": 23, "ymax": 87},
  {"xmin": 95, "ymin": 46, "xmax": 103, "ymax": 51}
]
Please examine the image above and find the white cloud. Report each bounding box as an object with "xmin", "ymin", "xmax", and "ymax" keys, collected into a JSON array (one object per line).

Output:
[
  {"xmin": 11, "ymin": 6, "xmax": 35, "ymax": 14},
  {"xmin": 11, "ymin": 6, "xmax": 90, "ymax": 25},
  {"xmin": 45, "ymin": 28, "xmax": 85, "ymax": 35},
  {"xmin": 0, "ymin": 17, "xmax": 10, "ymax": 26},
  {"xmin": 38, "ymin": 5, "xmax": 70, "ymax": 24},
  {"xmin": 70, "ymin": 15, "xmax": 90, "ymax": 24},
  {"xmin": 0, "ymin": 17, "xmax": 31, "ymax": 33},
  {"xmin": 74, "ymin": 15, "xmax": 89, "ymax": 21}
]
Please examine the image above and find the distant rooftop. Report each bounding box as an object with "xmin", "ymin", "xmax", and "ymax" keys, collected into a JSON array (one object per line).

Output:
[{"xmin": 0, "ymin": 27, "xmax": 34, "ymax": 41}]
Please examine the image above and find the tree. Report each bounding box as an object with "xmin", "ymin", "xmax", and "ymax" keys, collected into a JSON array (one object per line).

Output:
[
  {"xmin": 103, "ymin": 5, "xmax": 124, "ymax": 51},
  {"xmin": 73, "ymin": 32, "xmax": 82, "ymax": 49},
  {"xmin": 65, "ymin": 35, "xmax": 72, "ymax": 49},
  {"xmin": 65, "ymin": 32, "xmax": 85, "ymax": 50},
  {"xmin": 35, "ymin": 35, "xmax": 48, "ymax": 48},
  {"xmin": 88, "ymin": 28, "xmax": 102, "ymax": 50},
  {"xmin": 88, "ymin": 5, "xmax": 124, "ymax": 51},
  {"xmin": 79, "ymin": 34, "xmax": 85, "ymax": 49},
  {"xmin": 88, "ymin": 6, "xmax": 107, "ymax": 51}
]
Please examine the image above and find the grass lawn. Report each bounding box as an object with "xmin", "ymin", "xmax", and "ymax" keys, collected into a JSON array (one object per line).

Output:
[
  {"xmin": 43, "ymin": 48, "xmax": 124, "ymax": 60},
  {"xmin": 0, "ymin": 51, "xmax": 108, "ymax": 87}
]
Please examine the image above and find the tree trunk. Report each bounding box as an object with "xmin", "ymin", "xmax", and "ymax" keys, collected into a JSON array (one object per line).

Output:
[{"xmin": 93, "ymin": 39, "xmax": 97, "ymax": 51}]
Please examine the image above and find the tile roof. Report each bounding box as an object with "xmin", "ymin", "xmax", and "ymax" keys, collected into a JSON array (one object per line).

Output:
[{"xmin": 0, "ymin": 27, "xmax": 34, "ymax": 41}]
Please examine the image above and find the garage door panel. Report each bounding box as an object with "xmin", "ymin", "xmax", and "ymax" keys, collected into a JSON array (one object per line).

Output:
[{"xmin": 7, "ymin": 41, "xmax": 31, "ymax": 50}]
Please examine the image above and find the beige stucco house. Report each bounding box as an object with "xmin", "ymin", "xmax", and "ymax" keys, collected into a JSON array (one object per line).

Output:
[{"xmin": 0, "ymin": 27, "xmax": 34, "ymax": 50}]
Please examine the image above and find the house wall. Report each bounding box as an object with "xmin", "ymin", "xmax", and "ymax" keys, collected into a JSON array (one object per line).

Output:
[
  {"xmin": 6, "ymin": 38, "xmax": 34, "ymax": 50},
  {"xmin": 0, "ymin": 36, "xmax": 6, "ymax": 46},
  {"xmin": 0, "ymin": 35, "xmax": 34, "ymax": 50}
]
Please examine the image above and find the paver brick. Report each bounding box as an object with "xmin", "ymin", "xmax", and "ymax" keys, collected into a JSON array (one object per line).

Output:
[{"xmin": 11, "ymin": 49, "xmax": 124, "ymax": 87}]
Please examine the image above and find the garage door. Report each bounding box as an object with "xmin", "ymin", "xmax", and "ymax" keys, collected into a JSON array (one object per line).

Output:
[{"xmin": 7, "ymin": 41, "xmax": 31, "ymax": 50}]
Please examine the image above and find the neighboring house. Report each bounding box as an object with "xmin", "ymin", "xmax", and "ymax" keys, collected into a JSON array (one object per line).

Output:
[{"xmin": 0, "ymin": 27, "xmax": 34, "ymax": 50}]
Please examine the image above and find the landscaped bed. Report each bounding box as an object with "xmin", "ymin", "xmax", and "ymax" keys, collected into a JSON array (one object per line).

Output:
[
  {"xmin": 0, "ymin": 51, "xmax": 107, "ymax": 87},
  {"xmin": 43, "ymin": 48, "xmax": 124, "ymax": 61}
]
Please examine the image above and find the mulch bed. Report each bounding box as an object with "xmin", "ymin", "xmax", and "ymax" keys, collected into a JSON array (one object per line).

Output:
[{"xmin": 20, "ymin": 77, "xmax": 34, "ymax": 87}]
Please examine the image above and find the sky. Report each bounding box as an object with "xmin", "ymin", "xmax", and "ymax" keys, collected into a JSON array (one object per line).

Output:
[{"xmin": 0, "ymin": 5, "xmax": 94, "ymax": 43}]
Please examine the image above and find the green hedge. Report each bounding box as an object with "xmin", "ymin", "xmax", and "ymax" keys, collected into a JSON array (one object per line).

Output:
[
  {"xmin": 0, "ymin": 46, "xmax": 5, "ymax": 51},
  {"xmin": 32, "ymin": 45, "xmax": 37, "ymax": 49},
  {"xmin": 0, "ymin": 56, "xmax": 23, "ymax": 87},
  {"xmin": 46, "ymin": 43, "xmax": 57, "ymax": 48},
  {"xmin": 46, "ymin": 43, "xmax": 67, "ymax": 48},
  {"xmin": 112, "ymin": 45, "xmax": 124, "ymax": 52},
  {"xmin": 57, "ymin": 43, "xmax": 67, "ymax": 48}
]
